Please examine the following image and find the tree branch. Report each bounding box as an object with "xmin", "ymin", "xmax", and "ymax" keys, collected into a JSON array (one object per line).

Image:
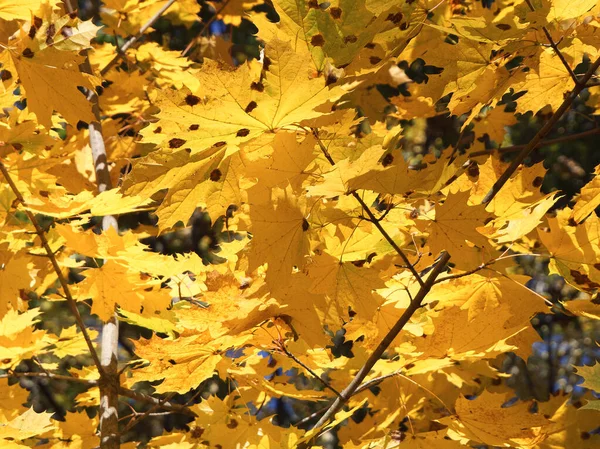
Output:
[
  {"xmin": 0, "ymin": 162, "xmax": 104, "ymax": 372},
  {"xmin": 524, "ymin": 0, "xmax": 578, "ymax": 85},
  {"xmin": 276, "ymin": 342, "xmax": 342, "ymax": 398},
  {"xmin": 100, "ymin": 0, "xmax": 178, "ymax": 76},
  {"xmin": 2, "ymin": 371, "xmax": 98, "ymax": 386},
  {"xmin": 311, "ymin": 128, "xmax": 426, "ymax": 288},
  {"xmin": 312, "ymin": 251, "xmax": 451, "ymax": 429},
  {"xmin": 481, "ymin": 56, "xmax": 600, "ymax": 204},
  {"xmin": 118, "ymin": 387, "xmax": 196, "ymax": 417},
  {"xmin": 469, "ymin": 127, "xmax": 600, "ymax": 158}
]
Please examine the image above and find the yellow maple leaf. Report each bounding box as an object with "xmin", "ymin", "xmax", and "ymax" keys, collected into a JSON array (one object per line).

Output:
[
  {"xmin": 441, "ymin": 392, "xmax": 548, "ymax": 447},
  {"xmin": 143, "ymin": 36, "xmax": 346, "ymax": 155}
]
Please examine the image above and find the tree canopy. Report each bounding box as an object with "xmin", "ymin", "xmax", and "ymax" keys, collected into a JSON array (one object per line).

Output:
[{"xmin": 2, "ymin": 0, "xmax": 600, "ymax": 448}]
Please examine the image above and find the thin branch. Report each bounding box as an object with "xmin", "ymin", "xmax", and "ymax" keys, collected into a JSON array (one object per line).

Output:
[
  {"xmin": 64, "ymin": 0, "xmax": 75, "ymax": 14},
  {"xmin": 2, "ymin": 371, "xmax": 98, "ymax": 386},
  {"xmin": 277, "ymin": 343, "xmax": 342, "ymax": 398},
  {"xmin": 121, "ymin": 392, "xmax": 177, "ymax": 435},
  {"xmin": 469, "ymin": 127, "xmax": 600, "ymax": 158},
  {"xmin": 524, "ymin": 0, "xmax": 578, "ymax": 85},
  {"xmin": 118, "ymin": 387, "xmax": 196, "ymax": 417},
  {"xmin": 311, "ymin": 128, "xmax": 426, "ymax": 288},
  {"xmin": 481, "ymin": 56, "xmax": 600, "ymax": 204},
  {"xmin": 100, "ymin": 0, "xmax": 178, "ymax": 76},
  {"xmin": 0, "ymin": 162, "xmax": 103, "ymax": 372},
  {"xmin": 312, "ymin": 251, "xmax": 451, "ymax": 430},
  {"xmin": 181, "ymin": 0, "xmax": 233, "ymax": 57}
]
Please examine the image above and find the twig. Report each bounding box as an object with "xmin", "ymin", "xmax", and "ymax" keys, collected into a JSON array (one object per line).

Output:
[
  {"xmin": 311, "ymin": 128, "xmax": 426, "ymax": 288},
  {"xmin": 100, "ymin": 0, "xmax": 178, "ymax": 76},
  {"xmin": 524, "ymin": 0, "xmax": 578, "ymax": 85},
  {"xmin": 121, "ymin": 392, "xmax": 177, "ymax": 434},
  {"xmin": 276, "ymin": 343, "xmax": 342, "ymax": 398},
  {"xmin": 312, "ymin": 251, "xmax": 451, "ymax": 430},
  {"xmin": 0, "ymin": 162, "xmax": 103, "ymax": 372},
  {"xmin": 469, "ymin": 127, "xmax": 600, "ymax": 158},
  {"xmin": 181, "ymin": 0, "xmax": 233, "ymax": 57},
  {"xmin": 118, "ymin": 387, "xmax": 196, "ymax": 417},
  {"xmin": 2, "ymin": 371, "xmax": 98, "ymax": 386},
  {"xmin": 481, "ymin": 56, "xmax": 600, "ymax": 204}
]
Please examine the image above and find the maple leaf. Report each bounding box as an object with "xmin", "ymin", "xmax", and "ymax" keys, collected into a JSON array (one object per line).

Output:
[
  {"xmin": 441, "ymin": 392, "xmax": 549, "ymax": 447},
  {"xmin": 142, "ymin": 36, "xmax": 347, "ymax": 154}
]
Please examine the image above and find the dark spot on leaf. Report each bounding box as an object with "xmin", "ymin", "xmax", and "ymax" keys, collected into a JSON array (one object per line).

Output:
[
  {"xmin": 370, "ymin": 56, "xmax": 382, "ymax": 65},
  {"xmin": 308, "ymin": 0, "xmax": 319, "ymax": 8},
  {"xmin": 185, "ymin": 148, "xmax": 191, "ymax": 153},
  {"xmin": 409, "ymin": 209, "xmax": 419, "ymax": 219},
  {"xmin": 39, "ymin": 190, "xmax": 49, "ymax": 198},
  {"xmin": 330, "ymin": 7, "xmax": 342, "ymax": 19},
  {"xmin": 404, "ymin": 362, "xmax": 415, "ymax": 370},
  {"xmin": 185, "ymin": 94, "xmax": 200, "ymax": 106},
  {"xmin": 69, "ymin": 11, "xmax": 78, "ymax": 19},
  {"xmin": 532, "ymin": 176, "xmax": 543, "ymax": 187},
  {"xmin": 581, "ymin": 432, "xmax": 591, "ymax": 440},
  {"xmin": 210, "ymin": 169, "xmax": 222, "ymax": 181},
  {"xmin": 365, "ymin": 42, "xmax": 376, "ymax": 49},
  {"xmin": 22, "ymin": 48, "xmax": 34, "ymax": 58},
  {"xmin": 76, "ymin": 120, "xmax": 88, "ymax": 130},
  {"xmin": 236, "ymin": 128, "xmax": 250, "ymax": 137},
  {"xmin": 568, "ymin": 217, "xmax": 578, "ymax": 226},
  {"xmin": 352, "ymin": 260, "xmax": 365, "ymax": 267},
  {"xmin": 1, "ymin": 70, "xmax": 12, "ymax": 81},
  {"xmin": 2, "ymin": 358, "xmax": 11, "ymax": 364},
  {"xmin": 572, "ymin": 400, "xmax": 583, "ymax": 409},
  {"xmin": 250, "ymin": 81, "xmax": 264, "ymax": 92},
  {"xmin": 190, "ymin": 427, "xmax": 204, "ymax": 439},
  {"xmin": 302, "ymin": 218, "xmax": 309, "ymax": 231},
  {"xmin": 382, "ymin": 153, "xmax": 394, "ymax": 166},
  {"xmin": 189, "ymin": 124, "xmax": 199, "ymax": 131},
  {"xmin": 467, "ymin": 163, "xmax": 479, "ymax": 177},
  {"xmin": 169, "ymin": 138, "xmax": 186, "ymax": 148},
  {"xmin": 386, "ymin": 12, "xmax": 403, "ymax": 24},
  {"xmin": 483, "ymin": 217, "xmax": 493, "ymax": 225},
  {"xmin": 153, "ymin": 126, "xmax": 162, "ymax": 133},
  {"xmin": 168, "ymin": 359, "xmax": 176, "ymax": 365},
  {"xmin": 343, "ymin": 35, "xmax": 357, "ymax": 44},
  {"xmin": 214, "ymin": 141, "xmax": 226, "ymax": 148},
  {"xmin": 311, "ymin": 34, "xmax": 325, "ymax": 47},
  {"xmin": 12, "ymin": 143, "xmax": 23, "ymax": 151},
  {"xmin": 263, "ymin": 56, "xmax": 271, "ymax": 71},
  {"xmin": 227, "ymin": 419, "xmax": 238, "ymax": 429},
  {"xmin": 28, "ymin": 26, "xmax": 37, "ymax": 39},
  {"xmin": 33, "ymin": 16, "xmax": 43, "ymax": 28},
  {"xmin": 245, "ymin": 101, "xmax": 257, "ymax": 113},
  {"xmin": 495, "ymin": 23, "xmax": 511, "ymax": 30},
  {"xmin": 400, "ymin": 22, "xmax": 409, "ymax": 30}
]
